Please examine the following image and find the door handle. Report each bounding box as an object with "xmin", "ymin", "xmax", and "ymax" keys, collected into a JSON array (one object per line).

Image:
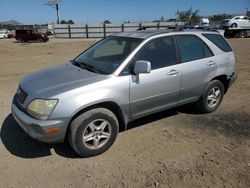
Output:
[
  {"xmin": 167, "ymin": 69, "xmax": 180, "ymax": 76},
  {"xmin": 207, "ymin": 61, "xmax": 216, "ymax": 66}
]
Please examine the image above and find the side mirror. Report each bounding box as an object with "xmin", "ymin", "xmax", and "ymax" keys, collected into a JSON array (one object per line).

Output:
[{"xmin": 133, "ymin": 60, "xmax": 151, "ymax": 74}]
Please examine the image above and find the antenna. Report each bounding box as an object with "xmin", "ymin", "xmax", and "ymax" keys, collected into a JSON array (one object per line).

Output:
[{"xmin": 45, "ymin": 0, "xmax": 61, "ymax": 24}]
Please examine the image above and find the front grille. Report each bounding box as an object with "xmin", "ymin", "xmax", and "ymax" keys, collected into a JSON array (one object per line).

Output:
[{"xmin": 16, "ymin": 88, "xmax": 27, "ymax": 104}]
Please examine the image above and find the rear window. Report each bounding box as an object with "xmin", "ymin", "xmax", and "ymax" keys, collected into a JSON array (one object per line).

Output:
[
  {"xmin": 176, "ymin": 35, "xmax": 213, "ymax": 63},
  {"xmin": 202, "ymin": 34, "xmax": 232, "ymax": 52}
]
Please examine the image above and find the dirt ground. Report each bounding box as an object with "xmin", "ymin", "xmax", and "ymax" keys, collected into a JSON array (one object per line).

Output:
[{"xmin": 0, "ymin": 38, "xmax": 249, "ymax": 188}]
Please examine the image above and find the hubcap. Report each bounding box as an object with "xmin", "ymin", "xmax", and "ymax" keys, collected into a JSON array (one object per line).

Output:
[
  {"xmin": 207, "ymin": 86, "xmax": 221, "ymax": 108},
  {"xmin": 82, "ymin": 119, "xmax": 111, "ymax": 150}
]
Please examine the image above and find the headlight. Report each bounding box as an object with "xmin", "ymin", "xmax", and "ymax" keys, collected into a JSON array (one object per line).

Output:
[{"xmin": 27, "ymin": 99, "xmax": 58, "ymax": 120}]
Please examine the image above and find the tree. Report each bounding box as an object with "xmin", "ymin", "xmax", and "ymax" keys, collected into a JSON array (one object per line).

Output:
[
  {"xmin": 103, "ymin": 20, "xmax": 111, "ymax": 24},
  {"xmin": 209, "ymin": 13, "xmax": 232, "ymax": 22},
  {"xmin": 0, "ymin": 24, "xmax": 16, "ymax": 30},
  {"xmin": 60, "ymin": 19, "xmax": 74, "ymax": 24},
  {"xmin": 176, "ymin": 8, "xmax": 200, "ymax": 25},
  {"xmin": 68, "ymin": 20, "xmax": 74, "ymax": 24},
  {"xmin": 60, "ymin": 20, "xmax": 67, "ymax": 24}
]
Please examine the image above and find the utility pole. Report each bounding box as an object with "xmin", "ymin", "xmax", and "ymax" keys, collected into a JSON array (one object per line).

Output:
[{"xmin": 45, "ymin": 0, "xmax": 61, "ymax": 24}]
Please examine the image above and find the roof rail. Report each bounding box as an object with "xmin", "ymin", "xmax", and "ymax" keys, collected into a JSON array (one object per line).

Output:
[
  {"xmin": 137, "ymin": 26, "xmax": 219, "ymax": 33},
  {"xmin": 137, "ymin": 26, "xmax": 177, "ymax": 31}
]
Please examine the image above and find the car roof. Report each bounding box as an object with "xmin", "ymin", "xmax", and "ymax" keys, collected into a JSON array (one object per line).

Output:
[
  {"xmin": 110, "ymin": 30, "xmax": 169, "ymax": 39},
  {"xmin": 110, "ymin": 29, "xmax": 219, "ymax": 39},
  {"xmin": 234, "ymin": 15, "xmax": 248, "ymax": 18}
]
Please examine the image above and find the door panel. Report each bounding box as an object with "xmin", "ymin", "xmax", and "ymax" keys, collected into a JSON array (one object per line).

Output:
[
  {"xmin": 175, "ymin": 34, "xmax": 217, "ymax": 105},
  {"xmin": 130, "ymin": 67, "xmax": 181, "ymax": 119},
  {"xmin": 178, "ymin": 57, "xmax": 217, "ymax": 105},
  {"xmin": 128, "ymin": 36, "xmax": 180, "ymax": 120}
]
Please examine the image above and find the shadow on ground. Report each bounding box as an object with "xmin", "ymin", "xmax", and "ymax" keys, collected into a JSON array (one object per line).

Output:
[
  {"xmin": 2, "ymin": 105, "xmax": 249, "ymax": 159},
  {"xmin": 1, "ymin": 108, "xmax": 181, "ymax": 159},
  {"xmin": 0, "ymin": 114, "xmax": 79, "ymax": 159}
]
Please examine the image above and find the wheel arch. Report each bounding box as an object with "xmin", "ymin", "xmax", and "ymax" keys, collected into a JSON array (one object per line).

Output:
[
  {"xmin": 231, "ymin": 23, "xmax": 237, "ymax": 28},
  {"xmin": 65, "ymin": 101, "xmax": 127, "ymax": 141},
  {"xmin": 211, "ymin": 75, "xmax": 229, "ymax": 94}
]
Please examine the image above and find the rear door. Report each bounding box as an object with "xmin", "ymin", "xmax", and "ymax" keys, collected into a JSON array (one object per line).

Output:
[
  {"xmin": 129, "ymin": 36, "xmax": 181, "ymax": 119},
  {"xmin": 175, "ymin": 34, "xmax": 217, "ymax": 105}
]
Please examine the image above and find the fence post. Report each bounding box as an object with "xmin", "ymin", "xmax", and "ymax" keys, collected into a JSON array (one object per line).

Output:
[
  {"xmin": 85, "ymin": 24, "xmax": 89, "ymax": 38},
  {"xmin": 139, "ymin": 23, "xmax": 142, "ymax": 30},
  {"xmin": 121, "ymin": 23, "xmax": 124, "ymax": 32},
  {"xmin": 68, "ymin": 24, "xmax": 71, "ymax": 38},
  {"xmin": 103, "ymin": 23, "xmax": 106, "ymax": 38},
  {"xmin": 157, "ymin": 22, "xmax": 160, "ymax": 29}
]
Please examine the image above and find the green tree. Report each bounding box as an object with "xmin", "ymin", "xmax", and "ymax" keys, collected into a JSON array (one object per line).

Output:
[
  {"xmin": 60, "ymin": 20, "xmax": 74, "ymax": 24},
  {"xmin": 176, "ymin": 8, "xmax": 200, "ymax": 25},
  {"xmin": 103, "ymin": 20, "xmax": 111, "ymax": 24},
  {"xmin": 60, "ymin": 20, "xmax": 67, "ymax": 24},
  {"xmin": 68, "ymin": 20, "xmax": 74, "ymax": 24},
  {"xmin": 209, "ymin": 13, "xmax": 232, "ymax": 22}
]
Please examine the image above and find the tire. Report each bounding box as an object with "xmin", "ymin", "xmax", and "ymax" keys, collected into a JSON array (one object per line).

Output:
[
  {"xmin": 37, "ymin": 38, "xmax": 43, "ymax": 43},
  {"xmin": 195, "ymin": 80, "xmax": 225, "ymax": 113},
  {"xmin": 231, "ymin": 23, "xmax": 237, "ymax": 28},
  {"xmin": 68, "ymin": 108, "xmax": 119, "ymax": 157},
  {"xmin": 235, "ymin": 31, "xmax": 247, "ymax": 38}
]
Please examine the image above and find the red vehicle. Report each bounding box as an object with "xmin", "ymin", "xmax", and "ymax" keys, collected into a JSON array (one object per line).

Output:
[{"xmin": 15, "ymin": 29, "xmax": 49, "ymax": 42}]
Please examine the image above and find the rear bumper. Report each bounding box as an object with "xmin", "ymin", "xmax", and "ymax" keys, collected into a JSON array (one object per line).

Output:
[{"xmin": 11, "ymin": 102, "xmax": 68, "ymax": 143}]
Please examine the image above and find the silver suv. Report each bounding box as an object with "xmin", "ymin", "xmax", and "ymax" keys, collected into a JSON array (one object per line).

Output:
[{"xmin": 12, "ymin": 30, "xmax": 237, "ymax": 157}]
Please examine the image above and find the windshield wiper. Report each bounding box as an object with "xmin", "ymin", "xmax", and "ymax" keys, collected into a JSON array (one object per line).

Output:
[{"xmin": 71, "ymin": 60, "xmax": 102, "ymax": 74}]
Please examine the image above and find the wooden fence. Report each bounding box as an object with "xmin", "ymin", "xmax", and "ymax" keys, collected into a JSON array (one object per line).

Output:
[{"xmin": 53, "ymin": 22, "xmax": 185, "ymax": 38}]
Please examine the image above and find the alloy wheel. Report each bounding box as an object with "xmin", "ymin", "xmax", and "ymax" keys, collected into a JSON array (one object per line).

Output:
[
  {"xmin": 82, "ymin": 119, "xmax": 112, "ymax": 150},
  {"xmin": 207, "ymin": 86, "xmax": 221, "ymax": 108}
]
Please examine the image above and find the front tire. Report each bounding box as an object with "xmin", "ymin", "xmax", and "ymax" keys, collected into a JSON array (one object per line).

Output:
[
  {"xmin": 231, "ymin": 23, "xmax": 237, "ymax": 28},
  {"xmin": 195, "ymin": 80, "xmax": 225, "ymax": 113},
  {"xmin": 68, "ymin": 108, "xmax": 119, "ymax": 157},
  {"xmin": 36, "ymin": 38, "xmax": 43, "ymax": 43}
]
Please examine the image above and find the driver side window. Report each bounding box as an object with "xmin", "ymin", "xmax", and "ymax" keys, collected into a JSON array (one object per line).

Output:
[{"xmin": 133, "ymin": 36, "xmax": 177, "ymax": 70}]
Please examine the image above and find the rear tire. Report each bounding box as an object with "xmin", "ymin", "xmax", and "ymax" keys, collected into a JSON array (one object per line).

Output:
[
  {"xmin": 235, "ymin": 31, "xmax": 247, "ymax": 38},
  {"xmin": 68, "ymin": 108, "xmax": 119, "ymax": 157},
  {"xmin": 195, "ymin": 80, "xmax": 224, "ymax": 113}
]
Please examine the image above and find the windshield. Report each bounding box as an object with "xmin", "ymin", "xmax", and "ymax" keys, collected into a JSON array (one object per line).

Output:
[{"xmin": 74, "ymin": 36, "xmax": 142, "ymax": 74}]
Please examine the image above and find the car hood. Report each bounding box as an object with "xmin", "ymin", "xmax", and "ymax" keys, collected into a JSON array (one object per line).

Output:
[{"xmin": 20, "ymin": 62, "xmax": 109, "ymax": 98}]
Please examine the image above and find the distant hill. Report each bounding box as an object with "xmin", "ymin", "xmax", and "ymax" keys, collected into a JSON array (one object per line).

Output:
[{"xmin": 0, "ymin": 20, "xmax": 21, "ymax": 25}]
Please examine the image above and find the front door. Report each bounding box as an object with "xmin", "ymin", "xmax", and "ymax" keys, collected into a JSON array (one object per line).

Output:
[{"xmin": 129, "ymin": 36, "xmax": 181, "ymax": 120}]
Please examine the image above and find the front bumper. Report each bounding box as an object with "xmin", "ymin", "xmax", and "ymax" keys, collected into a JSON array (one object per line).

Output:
[{"xmin": 11, "ymin": 102, "xmax": 67, "ymax": 143}]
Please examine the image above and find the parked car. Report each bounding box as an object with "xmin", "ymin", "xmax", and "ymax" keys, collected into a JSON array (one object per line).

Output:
[
  {"xmin": 45, "ymin": 30, "xmax": 54, "ymax": 36},
  {"xmin": 0, "ymin": 29, "xmax": 9, "ymax": 39},
  {"xmin": 12, "ymin": 30, "xmax": 237, "ymax": 157},
  {"xmin": 198, "ymin": 18, "xmax": 210, "ymax": 27},
  {"xmin": 221, "ymin": 15, "xmax": 250, "ymax": 28},
  {"xmin": 15, "ymin": 29, "xmax": 49, "ymax": 42}
]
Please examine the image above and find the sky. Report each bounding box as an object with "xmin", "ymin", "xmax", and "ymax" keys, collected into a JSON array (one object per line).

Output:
[{"xmin": 0, "ymin": 0, "xmax": 249, "ymax": 24}]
